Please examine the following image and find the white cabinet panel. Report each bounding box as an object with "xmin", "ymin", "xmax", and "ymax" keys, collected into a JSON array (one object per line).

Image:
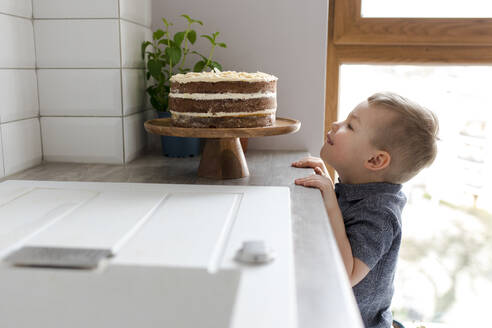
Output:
[
  {"xmin": 0, "ymin": 180, "xmax": 296, "ymax": 328},
  {"xmin": 115, "ymin": 192, "xmax": 241, "ymax": 268},
  {"xmin": 27, "ymin": 190, "xmax": 166, "ymax": 250},
  {"xmin": 33, "ymin": 0, "xmax": 118, "ymax": 18},
  {"xmin": 0, "ymin": 265, "xmax": 240, "ymax": 328},
  {"xmin": 0, "ymin": 188, "xmax": 98, "ymax": 256},
  {"xmin": 34, "ymin": 20, "xmax": 120, "ymax": 68},
  {"xmin": 38, "ymin": 69, "xmax": 121, "ymax": 116}
]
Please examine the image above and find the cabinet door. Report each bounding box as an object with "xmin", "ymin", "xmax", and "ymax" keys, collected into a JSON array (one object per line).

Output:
[{"xmin": 0, "ymin": 180, "xmax": 296, "ymax": 328}]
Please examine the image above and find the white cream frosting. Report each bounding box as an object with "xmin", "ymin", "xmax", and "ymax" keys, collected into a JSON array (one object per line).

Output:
[
  {"xmin": 170, "ymin": 71, "xmax": 278, "ymax": 83},
  {"xmin": 170, "ymin": 108, "xmax": 276, "ymax": 117},
  {"xmin": 169, "ymin": 91, "xmax": 276, "ymax": 100}
]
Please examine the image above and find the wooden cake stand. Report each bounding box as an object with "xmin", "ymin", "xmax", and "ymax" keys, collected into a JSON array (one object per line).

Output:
[{"xmin": 144, "ymin": 117, "xmax": 301, "ymax": 179}]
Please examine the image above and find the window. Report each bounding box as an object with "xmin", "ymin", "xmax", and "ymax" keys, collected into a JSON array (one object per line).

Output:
[{"xmin": 326, "ymin": 1, "xmax": 492, "ymax": 326}]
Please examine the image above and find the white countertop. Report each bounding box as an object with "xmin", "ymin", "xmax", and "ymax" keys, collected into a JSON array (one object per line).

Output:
[{"xmin": 0, "ymin": 150, "xmax": 363, "ymax": 328}]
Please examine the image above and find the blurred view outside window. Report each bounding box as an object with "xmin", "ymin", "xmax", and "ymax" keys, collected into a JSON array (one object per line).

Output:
[
  {"xmin": 339, "ymin": 65, "xmax": 492, "ymax": 328},
  {"xmin": 362, "ymin": 0, "xmax": 492, "ymax": 18}
]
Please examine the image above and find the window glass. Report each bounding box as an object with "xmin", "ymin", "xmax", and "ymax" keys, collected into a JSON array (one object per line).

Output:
[
  {"xmin": 339, "ymin": 64, "xmax": 492, "ymax": 327},
  {"xmin": 362, "ymin": 0, "xmax": 492, "ymax": 18}
]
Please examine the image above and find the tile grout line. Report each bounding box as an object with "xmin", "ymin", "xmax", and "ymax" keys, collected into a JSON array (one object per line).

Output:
[
  {"xmin": 31, "ymin": 0, "xmax": 45, "ymax": 163},
  {"xmin": 0, "ymin": 67, "xmax": 144, "ymax": 70},
  {"xmin": 0, "ymin": 11, "xmax": 32, "ymax": 20},
  {"xmin": 31, "ymin": 17, "xmax": 150, "ymax": 29},
  {"xmin": 118, "ymin": 0, "xmax": 126, "ymax": 164}
]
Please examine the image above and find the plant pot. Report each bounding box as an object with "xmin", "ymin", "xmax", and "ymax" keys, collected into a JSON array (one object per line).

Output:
[{"xmin": 157, "ymin": 111, "xmax": 201, "ymax": 157}]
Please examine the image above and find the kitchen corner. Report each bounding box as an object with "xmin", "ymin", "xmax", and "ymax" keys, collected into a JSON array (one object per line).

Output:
[{"xmin": 0, "ymin": 149, "xmax": 363, "ymax": 328}]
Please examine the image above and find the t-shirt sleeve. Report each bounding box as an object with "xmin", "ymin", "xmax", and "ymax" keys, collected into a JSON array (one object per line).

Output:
[{"xmin": 345, "ymin": 206, "xmax": 396, "ymax": 270}]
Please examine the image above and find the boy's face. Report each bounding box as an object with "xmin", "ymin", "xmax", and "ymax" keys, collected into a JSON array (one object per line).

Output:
[{"xmin": 321, "ymin": 101, "xmax": 392, "ymax": 182}]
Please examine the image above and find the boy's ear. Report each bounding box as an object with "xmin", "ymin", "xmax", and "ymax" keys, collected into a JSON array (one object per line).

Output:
[{"xmin": 365, "ymin": 151, "xmax": 391, "ymax": 171}]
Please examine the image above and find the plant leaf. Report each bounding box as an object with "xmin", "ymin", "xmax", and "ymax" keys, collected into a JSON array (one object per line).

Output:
[
  {"xmin": 191, "ymin": 50, "xmax": 208, "ymax": 61},
  {"xmin": 200, "ymin": 34, "xmax": 215, "ymax": 44},
  {"xmin": 217, "ymin": 42, "xmax": 227, "ymax": 48},
  {"xmin": 165, "ymin": 47, "xmax": 182, "ymax": 64},
  {"xmin": 193, "ymin": 60, "xmax": 206, "ymax": 72},
  {"xmin": 162, "ymin": 18, "xmax": 172, "ymax": 27},
  {"xmin": 153, "ymin": 29, "xmax": 165, "ymax": 40},
  {"xmin": 187, "ymin": 30, "xmax": 197, "ymax": 44},
  {"xmin": 173, "ymin": 31, "xmax": 185, "ymax": 46},
  {"xmin": 141, "ymin": 41, "xmax": 151, "ymax": 59},
  {"xmin": 158, "ymin": 38, "xmax": 172, "ymax": 45},
  {"xmin": 181, "ymin": 14, "xmax": 192, "ymax": 23},
  {"xmin": 194, "ymin": 19, "xmax": 204, "ymax": 25},
  {"xmin": 148, "ymin": 59, "xmax": 163, "ymax": 80},
  {"xmin": 210, "ymin": 61, "xmax": 222, "ymax": 71}
]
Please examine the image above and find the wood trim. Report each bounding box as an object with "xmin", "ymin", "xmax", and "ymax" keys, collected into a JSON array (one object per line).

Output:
[
  {"xmin": 336, "ymin": 44, "xmax": 492, "ymax": 64},
  {"xmin": 334, "ymin": 0, "xmax": 492, "ymax": 46},
  {"xmin": 325, "ymin": 0, "xmax": 339, "ymax": 178}
]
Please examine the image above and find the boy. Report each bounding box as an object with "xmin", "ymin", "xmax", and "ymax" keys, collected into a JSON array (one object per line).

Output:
[{"xmin": 292, "ymin": 92, "xmax": 439, "ymax": 328}]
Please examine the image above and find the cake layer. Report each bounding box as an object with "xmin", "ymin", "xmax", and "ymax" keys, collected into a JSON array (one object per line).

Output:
[
  {"xmin": 169, "ymin": 97, "xmax": 276, "ymax": 114},
  {"xmin": 169, "ymin": 92, "xmax": 275, "ymax": 100},
  {"xmin": 170, "ymin": 81, "xmax": 276, "ymax": 94},
  {"xmin": 170, "ymin": 71, "xmax": 277, "ymax": 83},
  {"xmin": 171, "ymin": 112, "xmax": 275, "ymax": 128}
]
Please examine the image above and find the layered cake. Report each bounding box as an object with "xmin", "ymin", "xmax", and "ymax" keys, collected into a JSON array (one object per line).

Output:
[{"xmin": 169, "ymin": 70, "xmax": 277, "ymax": 128}]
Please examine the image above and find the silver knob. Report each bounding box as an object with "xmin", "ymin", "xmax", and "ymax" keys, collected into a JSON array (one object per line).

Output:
[{"xmin": 234, "ymin": 240, "xmax": 275, "ymax": 264}]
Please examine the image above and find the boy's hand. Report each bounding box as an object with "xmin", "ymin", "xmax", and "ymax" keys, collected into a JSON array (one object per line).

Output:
[
  {"xmin": 294, "ymin": 167, "xmax": 334, "ymax": 194},
  {"xmin": 291, "ymin": 156, "xmax": 329, "ymax": 176}
]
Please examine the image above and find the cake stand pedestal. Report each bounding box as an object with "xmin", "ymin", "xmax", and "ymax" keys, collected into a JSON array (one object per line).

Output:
[{"xmin": 144, "ymin": 117, "xmax": 301, "ymax": 179}]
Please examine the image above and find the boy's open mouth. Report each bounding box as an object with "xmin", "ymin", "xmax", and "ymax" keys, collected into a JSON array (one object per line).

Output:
[{"xmin": 327, "ymin": 134, "xmax": 334, "ymax": 145}]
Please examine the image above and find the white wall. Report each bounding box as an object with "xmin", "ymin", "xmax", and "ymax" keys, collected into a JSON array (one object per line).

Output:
[
  {"xmin": 34, "ymin": 0, "xmax": 153, "ymax": 164},
  {"xmin": 0, "ymin": 0, "xmax": 43, "ymax": 178},
  {"xmin": 151, "ymin": 0, "xmax": 328, "ymax": 154}
]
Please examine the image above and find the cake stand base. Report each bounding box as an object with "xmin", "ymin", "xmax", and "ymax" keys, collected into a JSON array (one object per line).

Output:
[
  {"xmin": 144, "ymin": 117, "xmax": 301, "ymax": 180},
  {"xmin": 198, "ymin": 138, "xmax": 249, "ymax": 179}
]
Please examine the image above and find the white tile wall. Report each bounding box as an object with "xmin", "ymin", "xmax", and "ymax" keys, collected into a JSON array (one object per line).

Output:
[
  {"xmin": 33, "ymin": 0, "xmax": 118, "ymax": 18},
  {"xmin": 0, "ymin": 0, "xmax": 32, "ymax": 17},
  {"xmin": 124, "ymin": 112, "xmax": 146, "ymax": 162},
  {"xmin": 122, "ymin": 69, "xmax": 146, "ymax": 115},
  {"xmin": 0, "ymin": 14, "xmax": 35, "ymax": 68},
  {"xmin": 0, "ymin": 69, "xmax": 39, "ymax": 123},
  {"xmin": 34, "ymin": 20, "xmax": 120, "ymax": 68},
  {"xmin": 1, "ymin": 118, "xmax": 42, "ymax": 176},
  {"xmin": 120, "ymin": 20, "xmax": 152, "ymax": 68},
  {"xmin": 38, "ymin": 69, "xmax": 121, "ymax": 116},
  {"xmin": 41, "ymin": 117, "xmax": 124, "ymax": 164},
  {"xmin": 120, "ymin": 0, "xmax": 152, "ymax": 27},
  {"xmin": 0, "ymin": 127, "xmax": 4, "ymax": 178},
  {"xmin": 20, "ymin": 2, "xmax": 154, "ymax": 169}
]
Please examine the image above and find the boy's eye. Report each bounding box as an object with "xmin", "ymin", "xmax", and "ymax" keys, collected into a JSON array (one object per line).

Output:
[{"xmin": 347, "ymin": 123, "xmax": 353, "ymax": 130}]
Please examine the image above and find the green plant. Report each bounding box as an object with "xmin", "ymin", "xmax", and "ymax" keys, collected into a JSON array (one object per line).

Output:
[{"xmin": 141, "ymin": 15, "xmax": 227, "ymax": 111}]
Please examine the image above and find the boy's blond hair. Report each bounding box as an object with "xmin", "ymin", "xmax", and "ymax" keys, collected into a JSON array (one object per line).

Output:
[{"xmin": 367, "ymin": 92, "xmax": 439, "ymax": 184}]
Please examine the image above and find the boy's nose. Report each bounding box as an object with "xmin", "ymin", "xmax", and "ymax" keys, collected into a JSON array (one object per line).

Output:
[{"xmin": 331, "ymin": 121, "xmax": 340, "ymax": 131}]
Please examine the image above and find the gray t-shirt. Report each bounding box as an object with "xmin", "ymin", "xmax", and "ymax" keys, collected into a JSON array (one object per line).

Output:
[{"xmin": 335, "ymin": 182, "xmax": 406, "ymax": 328}]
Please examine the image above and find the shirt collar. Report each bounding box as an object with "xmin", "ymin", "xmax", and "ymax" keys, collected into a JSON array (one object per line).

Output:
[{"xmin": 334, "ymin": 180, "xmax": 402, "ymax": 201}]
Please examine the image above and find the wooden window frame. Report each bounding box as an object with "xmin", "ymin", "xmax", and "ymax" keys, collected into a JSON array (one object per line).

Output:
[{"xmin": 325, "ymin": 0, "xmax": 492, "ymax": 139}]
